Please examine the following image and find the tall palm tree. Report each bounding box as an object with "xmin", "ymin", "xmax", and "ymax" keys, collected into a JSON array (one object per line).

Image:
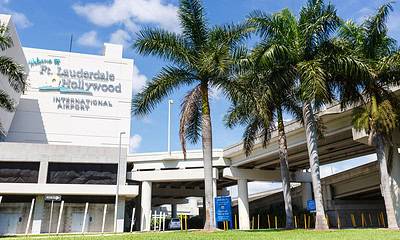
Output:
[
  {"xmin": 338, "ymin": 3, "xmax": 400, "ymax": 229},
  {"xmin": 225, "ymin": 9, "xmax": 302, "ymax": 229},
  {"xmin": 131, "ymin": 0, "xmax": 249, "ymax": 230},
  {"xmin": 0, "ymin": 23, "xmax": 26, "ymax": 131},
  {"xmin": 247, "ymin": 0, "xmax": 362, "ymax": 229}
]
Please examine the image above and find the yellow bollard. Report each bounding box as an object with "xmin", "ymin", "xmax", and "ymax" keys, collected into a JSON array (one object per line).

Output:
[
  {"xmin": 351, "ymin": 214, "xmax": 356, "ymax": 228},
  {"xmin": 185, "ymin": 215, "xmax": 188, "ymax": 231},
  {"xmin": 275, "ymin": 216, "xmax": 278, "ymax": 229},
  {"xmin": 179, "ymin": 215, "xmax": 183, "ymax": 231},
  {"xmin": 234, "ymin": 214, "xmax": 237, "ymax": 230},
  {"xmin": 308, "ymin": 215, "xmax": 311, "ymax": 229},
  {"xmin": 360, "ymin": 213, "xmax": 363, "ymax": 227},
  {"xmin": 337, "ymin": 212, "xmax": 341, "ymax": 229},
  {"xmin": 251, "ymin": 216, "xmax": 254, "ymax": 230},
  {"xmin": 304, "ymin": 214, "xmax": 307, "ymax": 229},
  {"xmin": 267, "ymin": 214, "xmax": 271, "ymax": 229},
  {"xmin": 380, "ymin": 212, "xmax": 386, "ymax": 228},
  {"xmin": 294, "ymin": 216, "xmax": 298, "ymax": 228},
  {"xmin": 257, "ymin": 214, "xmax": 260, "ymax": 230}
]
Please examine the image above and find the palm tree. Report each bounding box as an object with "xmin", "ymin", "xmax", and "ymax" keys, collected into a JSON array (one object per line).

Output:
[
  {"xmin": 225, "ymin": 9, "xmax": 303, "ymax": 229},
  {"xmin": 247, "ymin": 0, "xmax": 358, "ymax": 229},
  {"xmin": 337, "ymin": 3, "xmax": 400, "ymax": 229},
  {"xmin": 131, "ymin": 0, "xmax": 249, "ymax": 230},
  {"xmin": 0, "ymin": 23, "xmax": 26, "ymax": 131}
]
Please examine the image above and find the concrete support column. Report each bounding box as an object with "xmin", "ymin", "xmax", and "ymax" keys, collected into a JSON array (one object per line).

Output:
[
  {"xmin": 31, "ymin": 195, "xmax": 45, "ymax": 234},
  {"xmin": 116, "ymin": 197, "xmax": 125, "ymax": 232},
  {"xmin": 171, "ymin": 203, "xmax": 177, "ymax": 218},
  {"xmin": 213, "ymin": 178, "xmax": 217, "ymax": 198},
  {"xmin": 38, "ymin": 161, "xmax": 49, "ymax": 184},
  {"xmin": 383, "ymin": 144, "xmax": 400, "ymax": 228},
  {"xmin": 237, "ymin": 179, "xmax": 250, "ymax": 230},
  {"xmin": 390, "ymin": 147, "xmax": 400, "ymax": 228},
  {"xmin": 301, "ymin": 182, "xmax": 313, "ymax": 209},
  {"xmin": 140, "ymin": 181, "xmax": 152, "ymax": 231}
]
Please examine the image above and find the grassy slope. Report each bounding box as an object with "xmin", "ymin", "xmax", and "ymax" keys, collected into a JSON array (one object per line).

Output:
[{"xmin": 4, "ymin": 229, "xmax": 400, "ymax": 240}]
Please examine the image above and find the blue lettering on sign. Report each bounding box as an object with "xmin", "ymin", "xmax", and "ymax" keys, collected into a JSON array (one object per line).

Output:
[
  {"xmin": 215, "ymin": 196, "xmax": 233, "ymax": 229},
  {"xmin": 28, "ymin": 57, "xmax": 61, "ymax": 67},
  {"xmin": 307, "ymin": 200, "xmax": 316, "ymax": 212}
]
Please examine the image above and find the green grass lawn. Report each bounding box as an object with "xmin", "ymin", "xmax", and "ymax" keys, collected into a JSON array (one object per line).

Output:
[{"xmin": 3, "ymin": 229, "xmax": 400, "ymax": 240}]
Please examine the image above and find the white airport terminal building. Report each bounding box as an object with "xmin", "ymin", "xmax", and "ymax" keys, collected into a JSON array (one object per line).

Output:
[{"xmin": 0, "ymin": 14, "xmax": 399, "ymax": 235}]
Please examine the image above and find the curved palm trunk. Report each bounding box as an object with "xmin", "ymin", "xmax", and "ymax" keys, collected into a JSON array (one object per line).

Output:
[
  {"xmin": 277, "ymin": 107, "xmax": 294, "ymax": 229},
  {"xmin": 200, "ymin": 83, "xmax": 215, "ymax": 230},
  {"xmin": 302, "ymin": 101, "xmax": 329, "ymax": 230},
  {"xmin": 375, "ymin": 134, "xmax": 399, "ymax": 229}
]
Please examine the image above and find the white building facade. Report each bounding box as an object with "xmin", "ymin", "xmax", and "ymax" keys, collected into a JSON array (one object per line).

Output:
[{"xmin": 0, "ymin": 15, "xmax": 138, "ymax": 235}]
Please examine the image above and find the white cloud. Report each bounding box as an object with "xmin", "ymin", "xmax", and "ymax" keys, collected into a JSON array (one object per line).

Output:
[
  {"xmin": 388, "ymin": 11, "xmax": 400, "ymax": 34},
  {"xmin": 129, "ymin": 134, "xmax": 142, "ymax": 152},
  {"xmin": 77, "ymin": 31, "xmax": 102, "ymax": 48},
  {"xmin": 72, "ymin": 0, "xmax": 180, "ymax": 33},
  {"xmin": 110, "ymin": 29, "xmax": 132, "ymax": 47},
  {"xmin": 356, "ymin": 7, "xmax": 374, "ymax": 23},
  {"xmin": 0, "ymin": 0, "xmax": 32, "ymax": 29},
  {"xmin": 132, "ymin": 63, "xmax": 147, "ymax": 93},
  {"xmin": 209, "ymin": 87, "xmax": 223, "ymax": 101}
]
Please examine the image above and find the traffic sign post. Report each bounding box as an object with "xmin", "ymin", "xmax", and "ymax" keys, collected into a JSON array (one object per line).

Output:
[
  {"xmin": 45, "ymin": 195, "xmax": 61, "ymax": 233},
  {"xmin": 214, "ymin": 196, "xmax": 233, "ymax": 230}
]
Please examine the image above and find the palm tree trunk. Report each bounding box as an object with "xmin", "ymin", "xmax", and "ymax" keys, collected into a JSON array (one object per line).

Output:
[
  {"xmin": 200, "ymin": 82, "xmax": 215, "ymax": 230},
  {"xmin": 302, "ymin": 101, "xmax": 329, "ymax": 230},
  {"xmin": 277, "ymin": 107, "xmax": 294, "ymax": 229},
  {"xmin": 375, "ymin": 134, "xmax": 399, "ymax": 229}
]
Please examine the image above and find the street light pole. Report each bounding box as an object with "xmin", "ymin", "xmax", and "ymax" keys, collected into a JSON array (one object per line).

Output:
[
  {"xmin": 114, "ymin": 131, "xmax": 126, "ymax": 233},
  {"xmin": 168, "ymin": 99, "xmax": 174, "ymax": 156}
]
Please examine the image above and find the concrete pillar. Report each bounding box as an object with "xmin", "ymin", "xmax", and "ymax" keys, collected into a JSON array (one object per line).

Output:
[
  {"xmin": 383, "ymin": 144, "xmax": 400, "ymax": 228},
  {"xmin": 213, "ymin": 178, "xmax": 217, "ymax": 199},
  {"xmin": 301, "ymin": 182, "xmax": 313, "ymax": 209},
  {"xmin": 212, "ymin": 178, "xmax": 217, "ymax": 226},
  {"xmin": 171, "ymin": 203, "xmax": 177, "ymax": 218},
  {"xmin": 31, "ymin": 195, "xmax": 44, "ymax": 234},
  {"xmin": 140, "ymin": 181, "xmax": 152, "ymax": 231},
  {"xmin": 116, "ymin": 197, "xmax": 126, "ymax": 232},
  {"xmin": 237, "ymin": 179, "xmax": 250, "ymax": 230},
  {"xmin": 38, "ymin": 161, "xmax": 48, "ymax": 184}
]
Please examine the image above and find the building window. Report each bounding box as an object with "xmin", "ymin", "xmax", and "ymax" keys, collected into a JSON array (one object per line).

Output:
[
  {"xmin": 47, "ymin": 163, "xmax": 117, "ymax": 185},
  {"xmin": 0, "ymin": 162, "xmax": 39, "ymax": 183}
]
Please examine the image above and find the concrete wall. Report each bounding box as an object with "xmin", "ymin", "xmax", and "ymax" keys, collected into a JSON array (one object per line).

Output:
[{"xmin": 6, "ymin": 45, "xmax": 132, "ymax": 148}]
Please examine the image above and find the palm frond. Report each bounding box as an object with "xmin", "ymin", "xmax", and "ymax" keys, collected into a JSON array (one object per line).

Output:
[
  {"xmin": 179, "ymin": 0, "xmax": 208, "ymax": 51},
  {"xmin": 363, "ymin": 2, "xmax": 394, "ymax": 58},
  {"xmin": 209, "ymin": 22, "xmax": 252, "ymax": 47},
  {"xmin": 242, "ymin": 117, "xmax": 263, "ymax": 156},
  {"xmin": 133, "ymin": 28, "xmax": 192, "ymax": 65},
  {"xmin": 300, "ymin": 0, "xmax": 340, "ymax": 54},
  {"xmin": 0, "ymin": 89, "xmax": 14, "ymax": 111},
  {"xmin": 179, "ymin": 84, "xmax": 202, "ymax": 159},
  {"xmin": 298, "ymin": 60, "xmax": 330, "ymax": 103},
  {"xmin": 132, "ymin": 66, "xmax": 194, "ymax": 116},
  {"xmin": 0, "ymin": 56, "xmax": 26, "ymax": 92},
  {"xmin": 0, "ymin": 24, "xmax": 12, "ymax": 51}
]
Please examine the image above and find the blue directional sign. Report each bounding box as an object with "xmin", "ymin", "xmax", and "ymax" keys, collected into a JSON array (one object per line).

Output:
[
  {"xmin": 215, "ymin": 196, "xmax": 233, "ymax": 224},
  {"xmin": 307, "ymin": 199, "xmax": 316, "ymax": 212}
]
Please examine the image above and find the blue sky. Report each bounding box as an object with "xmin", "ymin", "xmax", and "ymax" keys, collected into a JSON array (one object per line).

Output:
[{"xmin": 3, "ymin": 0, "xmax": 400, "ymax": 154}]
